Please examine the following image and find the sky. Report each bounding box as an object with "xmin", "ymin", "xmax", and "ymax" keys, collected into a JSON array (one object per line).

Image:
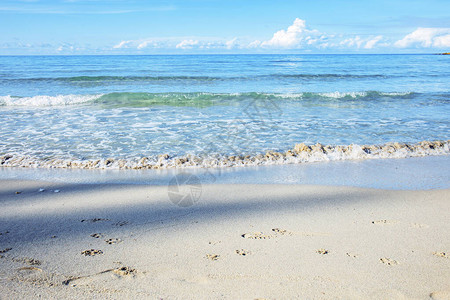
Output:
[{"xmin": 1, "ymin": 0, "xmax": 450, "ymax": 54}]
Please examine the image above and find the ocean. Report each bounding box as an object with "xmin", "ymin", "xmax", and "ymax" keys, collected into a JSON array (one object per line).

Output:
[{"xmin": 0, "ymin": 54, "xmax": 449, "ymax": 169}]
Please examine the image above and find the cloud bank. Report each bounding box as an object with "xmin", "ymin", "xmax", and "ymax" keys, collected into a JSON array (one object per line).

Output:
[
  {"xmin": 7, "ymin": 18, "xmax": 448, "ymax": 54},
  {"xmin": 112, "ymin": 18, "xmax": 396, "ymax": 52},
  {"xmin": 394, "ymin": 27, "xmax": 450, "ymax": 48}
]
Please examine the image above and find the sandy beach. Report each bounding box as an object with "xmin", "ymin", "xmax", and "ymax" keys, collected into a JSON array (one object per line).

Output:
[
  {"xmin": 2, "ymin": 6, "xmax": 450, "ymax": 299},
  {"xmin": 0, "ymin": 175, "xmax": 449, "ymax": 299}
]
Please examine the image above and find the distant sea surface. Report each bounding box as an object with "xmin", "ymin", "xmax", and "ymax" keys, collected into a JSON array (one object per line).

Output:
[{"xmin": 0, "ymin": 54, "xmax": 449, "ymax": 169}]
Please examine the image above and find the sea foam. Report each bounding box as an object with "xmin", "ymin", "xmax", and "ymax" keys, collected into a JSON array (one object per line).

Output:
[
  {"xmin": 0, "ymin": 94, "xmax": 102, "ymax": 107},
  {"xmin": 1, "ymin": 140, "xmax": 448, "ymax": 170},
  {"xmin": 0, "ymin": 91, "xmax": 415, "ymax": 107}
]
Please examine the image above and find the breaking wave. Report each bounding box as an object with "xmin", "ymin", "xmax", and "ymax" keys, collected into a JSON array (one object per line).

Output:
[
  {"xmin": 0, "ymin": 94, "xmax": 103, "ymax": 107},
  {"xmin": 1, "ymin": 140, "xmax": 448, "ymax": 170},
  {"xmin": 0, "ymin": 91, "xmax": 416, "ymax": 107}
]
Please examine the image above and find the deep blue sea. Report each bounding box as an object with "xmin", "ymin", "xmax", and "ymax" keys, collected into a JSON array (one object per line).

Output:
[{"xmin": 0, "ymin": 54, "xmax": 449, "ymax": 169}]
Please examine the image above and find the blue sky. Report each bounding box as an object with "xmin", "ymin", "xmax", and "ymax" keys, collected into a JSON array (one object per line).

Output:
[{"xmin": 1, "ymin": 0, "xmax": 450, "ymax": 54}]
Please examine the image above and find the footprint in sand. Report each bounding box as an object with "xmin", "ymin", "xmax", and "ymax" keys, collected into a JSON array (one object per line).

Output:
[
  {"xmin": 90, "ymin": 233, "xmax": 103, "ymax": 238},
  {"xmin": 205, "ymin": 254, "xmax": 220, "ymax": 261},
  {"xmin": 411, "ymin": 223, "xmax": 430, "ymax": 229},
  {"xmin": 242, "ymin": 232, "xmax": 274, "ymax": 240},
  {"xmin": 81, "ymin": 249, "xmax": 103, "ymax": 256},
  {"xmin": 13, "ymin": 257, "xmax": 42, "ymax": 266},
  {"xmin": 15, "ymin": 267, "xmax": 62, "ymax": 287},
  {"xmin": 113, "ymin": 221, "xmax": 129, "ymax": 227},
  {"xmin": 81, "ymin": 218, "xmax": 109, "ymax": 223},
  {"xmin": 208, "ymin": 241, "xmax": 222, "ymax": 245},
  {"xmin": 430, "ymin": 290, "xmax": 450, "ymax": 300},
  {"xmin": 235, "ymin": 249, "xmax": 251, "ymax": 256},
  {"xmin": 272, "ymin": 228, "xmax": 294, "ymax": 236},
  {"xmin": 62, "ymin": 266, "xmax": 138, "ymax": 286},
  {"xmin": 380, "ymin": 257, "xmax": 398, "ymax": 265},
  {"xmin": 113, "ymin": 266, "xmax": 137, "ymax": 277},
  {"xmin": 432, "ymin": 252, "xmax": 448, "ymax": 258},
  {"xmin": 371, "ymin": 220, "xmax": 399, "ymax": 225},
  {"xmin": 242, "ymin": 228, "xmax": 292, "ymax": 240},
  {"xmin": 317, "ymin": 249, "xmax": 329, "ymax": 255},
  {"xmin": 105, "ymin": 238, "xmax": 122, "ymax": 245},
  {"xmin": 346, "ymin": 252, "xmax": 358, "ymax": 258}
]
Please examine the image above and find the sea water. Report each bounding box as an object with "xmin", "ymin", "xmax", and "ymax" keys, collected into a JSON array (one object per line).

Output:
[{"xmin": 0, "ymin": 54, "xmax": 449, "ymax": 169}]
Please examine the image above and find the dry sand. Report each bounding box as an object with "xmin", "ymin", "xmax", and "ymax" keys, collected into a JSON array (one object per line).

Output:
[{"xmin": 0, "ymin": 180, "xmax": 449, "ymax": 299}]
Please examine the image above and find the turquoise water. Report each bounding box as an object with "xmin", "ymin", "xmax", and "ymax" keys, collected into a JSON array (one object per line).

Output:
[{"xmin": 0, "ymin": 54, "xmax": 449, "ymax": 168}]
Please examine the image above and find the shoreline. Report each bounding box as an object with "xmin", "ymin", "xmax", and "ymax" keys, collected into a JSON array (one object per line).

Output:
[
  {"xmin": 0, "ymin": 182, "xmax": 449, "ymax": 299},
  {"xmin": 1, "ymin": 147, "xmax": 449, "ymax": 299},
  {"xmin": 1, "ymin": 155, "xmax": 449, "ymax": 190},
  {"xmin": 1, "ymin": 139, "xmax": 449, "ymax": 170}
]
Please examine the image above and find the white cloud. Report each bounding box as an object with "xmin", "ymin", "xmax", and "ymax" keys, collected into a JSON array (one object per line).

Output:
[
  {"xmin": 433, "ymin": 34, "xmax": 450, "ymax": 47},
  {"xmin": 137, "ymin": 40, "xmax": 158, "ymax": 49},
  {"xmin": 364, "ymin": 35, "xmax": 383, "ymax": 49},
  {"xmin": 225, "ymin": 38, "xmax": 237, "ymax": 49},
  {"xmin": 247, "ymin": 40, "xmax": 261, "ymax": 48},
  {"xmin": 395, "ymin": 27, "xmax": 450, "ymax": 48},
  {"xmin": 113, "ymin": 40, "xmax": 132, "ymax": 49},
  {"xmin": 340, "ymin": 36, "xmax": 363, "ymax": 48},
  {"xmin": 257, "ymin": 18, "xmax": 385, "ymax": 51},
  {"xmin": 260, "ymin": 18, "xmax": 320, "ymax": 48},
  {"xmin": 109, "ymin": 19, "xmax": 450, "ymax": 53},
  {"xmin": 56, "ymin": 44, "xmax": 75, "ymax": 52},
  {"xmin": 176, "ymin": 39, "xmax": 199, "ymax": 49}
]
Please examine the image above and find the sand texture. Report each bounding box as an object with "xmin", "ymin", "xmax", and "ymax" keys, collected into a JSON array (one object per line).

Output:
[{"xmin": 0, "ymin": 180, "xmax": 449, "ymax": 299}]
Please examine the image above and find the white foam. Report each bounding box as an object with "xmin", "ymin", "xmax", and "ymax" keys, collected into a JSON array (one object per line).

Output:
[
  {"xmin": 318, "ymin": 91, "xmax": 368, "ymax": 98},
  {"xmin": 0, "ymin": 94, "xmax": 102, "ymax": 107},
  {"xmin": 317, "ymin": 91, "xmax": 412, "ymax": 99},
  {"xmin": 0, "ymin": 140, "xmax": 448, "ymax": 170}
]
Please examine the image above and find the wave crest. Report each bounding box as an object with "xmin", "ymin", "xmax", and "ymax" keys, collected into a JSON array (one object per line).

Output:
[
  {"xmin": 0, "ymin": 91, "xmax": 416, "ymax": 107},
  {"xmin": 0, "ymin": 94, "xmax": 102, "ymax": 107},
  {"xmin": 1, "ymin": 140, "xmax": 448, "ymax": 170}
]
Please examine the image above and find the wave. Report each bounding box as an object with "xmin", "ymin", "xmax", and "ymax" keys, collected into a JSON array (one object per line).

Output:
[
  {"xmin": 2, "ymin": 73, "xmax": 390, "ymax": 83},
  {"xmin": 0, "ymin": 94, "xmax": 103, "ymax": 107},
  {"xmin": 276, "ymin": 74, "xmax": 387, "ymax": 79},
  {"xmin": 0, "ymin": 91, "xmax": 416, "ymax": 107},
  {"xmin": 0, "ymin": 140, "xmax": 448, "ymax": 170}
]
